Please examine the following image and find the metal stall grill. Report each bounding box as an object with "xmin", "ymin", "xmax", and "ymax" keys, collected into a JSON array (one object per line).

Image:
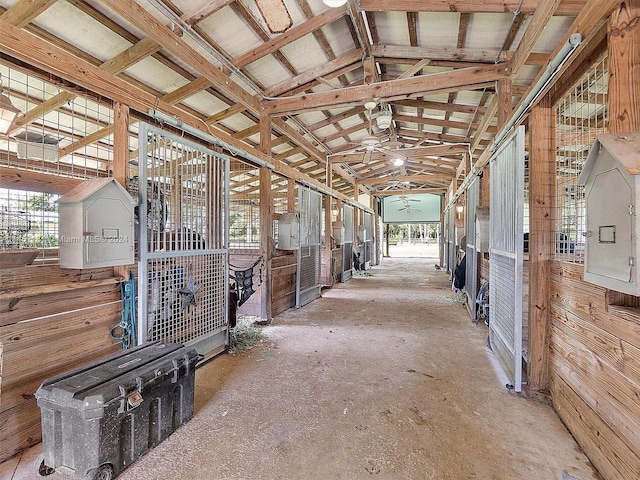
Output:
[
  {"xmin": 465, "ymin": 177, "xmax": 480, "ymax": 320},
  {"xmin": 137, "ymin": 123, "xmax": 228, "ymax": 358},
  {"xmin": 342, "ymin": 204, "xmax": 354, "ymax": 282},
  {"xmin": 363, "ymin": 211, "xmax": 372, "ymax": 269},
  {"xmin": 296, "ymin": 187, "xmax": 322, "ymax": 308},
  {"xmin": 228, "ymin": 160, "xmax": 260, "ymax": 250},
  {"xmin": 489, "ymin": 126, "xmax": 525, "ymax": 392},
  {"xmin": 555, "ymin": 55, "xmax": 607, "ymax": 264}
]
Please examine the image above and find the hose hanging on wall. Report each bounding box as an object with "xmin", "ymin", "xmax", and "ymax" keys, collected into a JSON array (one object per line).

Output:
[{"xmin": 110, "ymin": 272, "xmax": 137, "ymax": 349}]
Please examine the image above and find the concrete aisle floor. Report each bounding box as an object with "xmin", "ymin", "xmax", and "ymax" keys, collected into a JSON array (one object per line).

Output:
[{"xmin": 3, "ymin": 255, "xmax": 600, "ymax": 480}]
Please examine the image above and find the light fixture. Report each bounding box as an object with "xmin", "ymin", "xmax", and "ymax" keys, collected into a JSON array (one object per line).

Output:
[
  {"xmin": 456, "ymin": 204, "xmax": 464, "ymax": 220},
  {"xmin": 0, "ymin": 74, "xmax": 20, "ymax": 135},
  {"xmin": 376, "ymin": 105, "xmax": 392, "ymax": 130},
  {"xmin": 323, "ymin": 0, "xmax": 347, "ymax": 7},
  {"xmin": 364, "ymin": 100, "xmax": 377, "ymax": 111},
  {"xmin": 393, "ymin": 158, "xmax": 404, "ymax": 166}
]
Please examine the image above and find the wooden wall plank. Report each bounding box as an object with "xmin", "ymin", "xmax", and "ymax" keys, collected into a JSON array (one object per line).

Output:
[
  {"xmin": 551, "ymin": 321, "xmax": 640, "ymax": 449},
  {"xmin": 550, "ymin": 258, "xmax": 640, "ymax": 480},
  {"xmin": 0, "ymin": 165, "xmax": 81, "ymax": 195},
  {"xmin": 0, "ymin": 265, "xmax": 115, "ymax": 290},
  {"xmin": 550, "ymin": 261, "xmax": 640, "ymax": 346},
  {"xmin": 0, "ymin": 303, "xmax": 121, "ymax": 412},
  {"xmin": 0, "ymin": 414, "xmax": 41, "ymax": 464},
  {"xmin": 550, "ymin": 373, "xmax": 640, "ymax": 480},
  {"xmin": 0, "ymin": 283, "xmax": 119, "ymax": 326},
  {"xmin": 0, "ymin": 343, "xmax": 118, "ymax": 463},
  {"xmin": 551, "ymin": 305, "xmax": 640, "ymax": 385}
]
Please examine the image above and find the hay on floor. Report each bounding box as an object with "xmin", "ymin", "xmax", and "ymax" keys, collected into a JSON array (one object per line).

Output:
[{"xmin": 228, "ymin": 315, "xmax": 266, "ymax": 354}]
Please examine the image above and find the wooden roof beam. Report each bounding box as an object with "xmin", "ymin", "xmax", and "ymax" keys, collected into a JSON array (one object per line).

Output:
[
  {"xmin": 329, "ymin": 144, "xmax": 470, "ymax": 163},
  {"xmin": 0, "ymin": 19, "xmax": 356, "ymax": 202},
  {"xmin": 100, "ymin": 0, "xmax": 259, "ymax": 111},
  {"xmin": 358, "ymin": 173, "xmax": 453, "ymax": 185},
  {"xmin": 374, "ymin": 188, "xmax": 447, "ymax": 196},
  {"xmin": 264, "ymin": 63, "xmax": 510, "ymax": 115},
  {"xmin": 266, "ymin": 50, "xmax": 362, "ymax": 97},
  {"xmin": 358, "ymin": 0, "xmax": 585, "ymax": 15},
  {"xmin": 394, "ymin": 99, "xmax": 488, "ymax": 116},
  {"xmin": 232, "ymin": 5, "xmax": 348, "ymax": 68},
  {"xmin": 0, "ymin": 0, "xmax": 56, "ymax": 27},
  {"xmin": 370, "ymin": 44, "xmax": 512, "ymax": 64}
]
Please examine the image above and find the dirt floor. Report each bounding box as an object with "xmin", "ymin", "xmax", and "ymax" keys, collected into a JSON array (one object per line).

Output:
[{"xmin": 3, "ymin": 252, "xmax": 600, "ymax": 480}]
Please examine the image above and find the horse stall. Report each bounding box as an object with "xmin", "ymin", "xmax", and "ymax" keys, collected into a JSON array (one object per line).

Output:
[{"xmin": 137, "ymin": 123, "xmax": 229, "ymax": 360}]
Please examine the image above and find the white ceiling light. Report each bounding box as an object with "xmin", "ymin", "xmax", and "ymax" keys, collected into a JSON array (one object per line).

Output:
[
  {"xmin": 376, "ymin": 109, "xmax": 392, "ymax": 130},
  {"xmin": 323, "ymin": 0, "xmax": 347, "ymax": 7},
  {"xmin": 393, "ymin": 158, "xmax": 404, "ymax": 166},
  {"xmin": 364, "ymin": 100, "xmax": 377, "ymax": 111}
]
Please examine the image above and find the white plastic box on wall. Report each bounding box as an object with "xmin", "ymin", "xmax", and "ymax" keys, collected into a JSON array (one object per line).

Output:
[
  {"xmin": 277, "ymin": 212, "xmax": 299, "ymax": 250},
  {"xmin": 58, "ymin": 177, "xmax": 135, "ymax": 269},
  {"xmin": 332, "ymin": 221, "xmax": 344, "ymax": 245},
  {"xmin": 578, "ymin": 132, "xmax": 640, "ymax": 295},
  {"xmin": 357, "ymin": 224, "xmax": 366, "ymax": 242},
  {"xmin": 475, "ymin": 206, "xmax": 490, "ymax": 253}
]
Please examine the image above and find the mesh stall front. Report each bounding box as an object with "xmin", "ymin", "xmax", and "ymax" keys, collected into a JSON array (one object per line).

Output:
[{"xmin": 138, "ymin": 123, "xmax": 228, "ymax": 357}]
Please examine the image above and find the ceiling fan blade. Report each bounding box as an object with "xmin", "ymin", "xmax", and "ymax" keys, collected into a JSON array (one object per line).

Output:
[{"xmin": 362, "ymin": 150, "xmax": 372, "ymax": 164}]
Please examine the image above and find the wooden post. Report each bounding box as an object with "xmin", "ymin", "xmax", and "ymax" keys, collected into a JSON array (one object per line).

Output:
[
  {"xmin": 112, "ymin": 102, "xmax": 131, "ymax": 280},
  {"xmin": 259, "ymin": 114, "xmax": 272, "ymax": 322},
  {"xmin": 528, "ymin": 95, "xmax": 555, "ymax": 393},
  {"xmin": 287, "ymin": 178, "xmax": 296, "ymax": 213},
  {"xmin": 608, "ymin": 0, "xmax": 640, "ymax": 133}
]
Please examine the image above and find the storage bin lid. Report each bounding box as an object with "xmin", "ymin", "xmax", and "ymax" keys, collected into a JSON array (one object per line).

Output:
[{"xmin": 35, "ymin": 342, "xmax": 197, "ymax": 411}]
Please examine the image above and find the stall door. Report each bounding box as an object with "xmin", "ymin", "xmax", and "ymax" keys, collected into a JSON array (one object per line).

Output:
[
  {"xmin": 445, "ymin": 206, "xmax": 456, "ymax": 273},
  {"xmin": 363, "ymin": 211, "xmax": 373, "ymax": 269},
  {"xmin": 342, "ymin": 204, "xmax": 354, "ymax": 282},
  {"xmin": 137, "ymin": 123, "xmax": 228, "ymax": 359},
  {"xmin": 296, "ymin": 187, "xmax": 322, "ymax": 308},
  {"xmin": 465, "ymin": 177, "xmax": 480, "ymax": 320},
  {"xmin": 489, "ymin": 126, "xmax": 525, "ymax": 392}
]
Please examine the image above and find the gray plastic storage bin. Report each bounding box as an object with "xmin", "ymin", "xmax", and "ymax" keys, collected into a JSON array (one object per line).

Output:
[{"xmin": 35, "ymin": 342, "xmax": 200, "ymax": 480}]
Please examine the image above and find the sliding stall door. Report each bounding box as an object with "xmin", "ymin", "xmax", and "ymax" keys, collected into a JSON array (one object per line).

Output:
[
  {"xmin": 296, "ymin": 187, "xmax": 322, "ymax": 308},
  {"xmin": 489, "ymin": 126, "xmax": 525, "ymax": 392},
  {"xmin": 465, "ymin": 177, "xmax": 480, "ymax": 320},
  {"xmin": 342, "ymin": 204, "xmax": 354, "ymax": 282}
]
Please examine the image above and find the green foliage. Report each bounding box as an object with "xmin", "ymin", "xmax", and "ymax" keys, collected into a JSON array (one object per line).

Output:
[{"xmin": 24, "ymin": 193, "xmax": 58, "ymax": 212}]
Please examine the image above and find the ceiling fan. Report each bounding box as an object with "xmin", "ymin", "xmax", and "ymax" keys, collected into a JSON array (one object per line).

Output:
[
  {"xmin": 334, "ymin": 101, "xmax": 397, "ymax": 164},
  {"xmin": 390, "ymin": 195, "xmax": 421, "ymax": 204},
  {"xmin": 398, "ymin": 204, "xmax": 421, "ymax": 213}
]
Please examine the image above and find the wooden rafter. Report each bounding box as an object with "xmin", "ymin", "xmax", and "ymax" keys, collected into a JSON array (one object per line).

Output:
[{"xmin": 264, "ymin": 63, "xmax": 510, "ymax": 115}]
